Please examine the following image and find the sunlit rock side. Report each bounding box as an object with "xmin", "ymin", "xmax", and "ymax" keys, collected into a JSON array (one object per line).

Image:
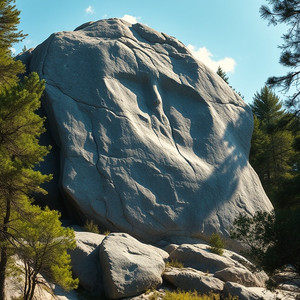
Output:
[{"xmin": 25, "ymin": 18, "xmax": 272, "ymax": 241}]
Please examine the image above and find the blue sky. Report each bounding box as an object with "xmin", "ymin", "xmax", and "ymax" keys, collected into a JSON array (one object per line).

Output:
[{"xmin": 14, "ymin": 0, "xmax": 288, "ymax": 104}]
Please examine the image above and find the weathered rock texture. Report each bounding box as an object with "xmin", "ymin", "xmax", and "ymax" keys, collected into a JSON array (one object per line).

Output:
[
  {"xmin": 223, "ymin": 282, "xmax": 277, "ymax": 300},
  {"xmin": 169, "ymin": 243, "xmax": 237, "ymax": 273},
  {"xmin": 23, "ymin": 18, "xmax": 272, "ymax": 241},
  {"xmin": 99, "ymin": 233, "xmax": 166, "ymax": 299},
  {"xmin": 163, "ymin": 267, "xmax": 224, "ymax": 294},
  {"xmin": 214, "ymin": 266, "xmax": 263, "ymax": 287},
  {"xmin": 69, "ymin": 231, "xmax": 105, "ymax": 294}
]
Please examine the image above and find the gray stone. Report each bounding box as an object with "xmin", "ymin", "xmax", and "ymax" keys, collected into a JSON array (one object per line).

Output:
[
  {"xmin": 163, "ymin": 243, "xmax": 179, "ymax": 254},
  {"xmin": 169, "ymin": 243, "xmax": 237, "ymax": 273},
  {"xmin": 214, "ymin": 266, "xmax": 264, "ymax": 287},
  {"xmin": 223, "ymin": 282, "xmax": 284, "ymax": 300},
  {"xmin": 26, "ymin": 18, "xmax": 272, "ymax": 242},
  {"xmin": 163, "ymin": 267, "xmax": 224, "ymax": 294},
  {"xmin": 69, "ymin": 231, "xmax": 105, "ymax": 295},
  {"xmin": 99, "ymin": 233, "xmax": 166, "ymax": 299}
]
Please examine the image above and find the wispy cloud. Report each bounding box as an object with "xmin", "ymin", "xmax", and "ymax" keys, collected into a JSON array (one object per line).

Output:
[
  {"xmin": 187, "ymin": 45, "xmax": 236, "ymax": 73},
  {"xmin": 9, "ymin": 47, "xmax": 16, "ymax": 55},
  {"xmin": 85, "ymin": 5, "xmax": 95, "ymax": 15},
  {"xmin": 121, "ymin": 14, "xmax": 140, "ymax": 24}
]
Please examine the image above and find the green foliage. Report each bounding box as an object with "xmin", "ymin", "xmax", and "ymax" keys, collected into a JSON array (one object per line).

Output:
[
  {"xmin": 230, "ymin": 212, "xmax": 275, "ymax": 266},
  {"xmin": 249, "ymin": 115, "xmax": 269, "ymax": 169},
  {"xmin": 250, "ymin": 86, "xmax": 298, "ymax": 205},
  {"xmin": 0, "ymin": 0, "xmax": 26, "ymax": 88},
  {"xmin": 215, "ymin": 66, "xmax": 244, "ymax": 99},
  {"xmin": 260, "ymin": 0, "xmax": 300, "ymax": 112},
  {"xmin": 209, "ymin": 233, "xmax": 225, "ymax": 256},
  {"xmin": 83, "ymin": 220, "xmax": 111, "ymax": 235},
  {"xmin": 13, "ymin": 204, "xmax": 78, "ymax": 299},
  {"xmin": 165, "ymin": 260, "xmax": 184, "ymax": 268},
  {"xmin": 163, "ymin": 290, "xmax": 237, "ymax": 300},
  {"xmin": 83, "ymin": 219, "xmax": 100, "ymax": 234},
  {"xmin": 273, "ymin": 172, "xmax": 300, "ymax": 208},
  {"xmin": 0, "ymin": 0, "xmax": 26, "ymax": 48},
  {"xmin": 0, "ymin": 2, "xmax": 57, "ymax": 299},
  {"xmin": 230, "ymin": 209, "xmax": 300, "ymax": 277},
  {"xmin": 264, "ymin": 208, "xmax": 300, "ymax": 275},
  {"xmin": 0, "ymin": 72, "xmax": 51, "ymax": 232},
  {"xmin": 251, "ymin": 86, "xmax": 284, "ymax": 127},
  {"xmin": 248, "ymin": 86, "xmax": 300, "ymax": 284},
  {"xmin": 0, "ymin": 72, "xmax": 51, "ymax": 299},
  {"xmin": 216, "ymin": 66, "xmax": 229, "ymax": 84}
]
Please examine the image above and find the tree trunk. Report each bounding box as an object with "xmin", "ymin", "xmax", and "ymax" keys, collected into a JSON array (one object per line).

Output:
[
  {"xmin": 0, "ymin": 196, "xmax": 11, "ymax": 300},
  {"xmin": 28, "ymin": 278, "xmax": 37, "ymax": 300},
  {"xmin": 0, "ymin": 246, "xmax": 8, "ymax": 300}
]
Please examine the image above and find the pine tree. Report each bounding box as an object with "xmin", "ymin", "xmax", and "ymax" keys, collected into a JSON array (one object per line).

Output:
[
  {"xmin": 14, "ymin": 205, "xmax": 78, "ymax": 300},
  {"xmin": 251, "ymin": 86, "xmax": 284, "ymax": 129},
  {"xmin": 0, "ymin": 2, "xmax": 78, "ymax": 298},
  {"xmin": 0, "ymin": 1, "xmax": 51, "ymax": 298},
  {"xmin": 260, "ymin": 0, "xmax": 300, "ymax": 114},
  {"xmin": 216, "ymin": 66, "xmax": 244, "ymax": 99},
  {"xmin": 0, "ymin": 73, "xmax": 51, "ymax": 300},
  {"xmin": 0, "ymin": 0, "xmax": 26, "ymax": 88},
  {"xmin": 250, "ymin": 86, "xmax": 295, "ymax": 196},
  {"xmin": 249, "ymin": 115, "xmax": 270, "ymax": 179},
  {"xmin": 216, "ymin": 66, "xmax": 229, "ymax": 84}
]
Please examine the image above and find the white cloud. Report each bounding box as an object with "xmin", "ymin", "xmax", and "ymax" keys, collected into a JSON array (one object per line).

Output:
[
  {"xmin": 85, "ymin": 5, "xmax": 95, "ymax": 15},
  {"xmin": 121, "ymin": 14, "xmax": 140, "ymax": 24},
  {"xmin": 187, "ymin": 44, "xmax": 236, "ymax": 73},
  {"xmin": 9, "ymin": 47, "xmax": 16, "ymax": 55}
]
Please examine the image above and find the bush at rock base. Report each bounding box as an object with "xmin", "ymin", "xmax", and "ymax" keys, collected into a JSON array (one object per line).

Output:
[
  {"xmin": 83, "ymin": 220, "xmax": 110, "ymax": 236},
  {"xmin": 165, "ymin": 260, "xmax": 184, "ymax": 268},
  {"xmin": 83, "ymin": 219, "xmax": 100, "ymax": 234},
  {"xmin": 209, "ymin": 233, "xmax": 225, "ymax": 256}
]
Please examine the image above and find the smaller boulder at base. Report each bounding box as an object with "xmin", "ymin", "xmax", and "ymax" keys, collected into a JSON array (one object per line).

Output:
[
  {"xmin": 99, "ymin": 233, "xmax": 167, "ymax": 299},
  {"xmin": 163, "ymin": 267, "xmax": 224, "ymax": 294},
  {"xmin": 214, "ymin": 266, "xmax": 264, "ymax": 287},
  {"xmin": 69, "ymin": 231, "xmax": 106, "ymax": 295},
  {"xmin": 169, "ymin": 243, "xmax": 236, "ymax": 273},
  {"xmin": 223, "ymin": 282, "xmax": 281, "ymax": 300}
]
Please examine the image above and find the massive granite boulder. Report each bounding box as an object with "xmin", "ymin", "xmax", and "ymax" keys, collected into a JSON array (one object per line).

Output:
[{"xmin": 23, "ymin": 18, "xmax": 272, "ymax": 241}]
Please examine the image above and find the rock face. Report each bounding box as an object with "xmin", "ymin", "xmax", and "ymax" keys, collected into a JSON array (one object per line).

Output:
[
  {"xmin": 223, "ymin": 282, "xmax": 276, "ymax": 300},
  {"xmin": 163, "ymin": 267, "xmax": 224, "ymax": 294},
  {"xmin": 24, "ymin": 18, "xmax": 272, "ymax": 241},
  {"xmin": 214, "ymin": 266, "xmax": 264, "ymax": 287},
  {"xmin": 169, "ymin": 243, "xmax": 237, "ymax": 273},
  {"xmin": 99, "ymin": 233, "xmax": 166, "ymax": 299}
]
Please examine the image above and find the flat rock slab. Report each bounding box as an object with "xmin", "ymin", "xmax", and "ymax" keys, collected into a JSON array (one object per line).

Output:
[
  {"xmin": 214, "ymin": 266, "xmax": 264, "ymax": 287},
  {"xmin": 223, "ymin": 282, "xmax": 291, "ymax": 300},
  {"xmin": 100, "ymin": 233, "xmax": 167, "ymax": 299},
  {"xmin": 163, "ymin": 267, "xmax": 224, "ymax": 294},
  {"xmin": 169, "ymin": 243, "xmax": 238, "ymax": 273}
]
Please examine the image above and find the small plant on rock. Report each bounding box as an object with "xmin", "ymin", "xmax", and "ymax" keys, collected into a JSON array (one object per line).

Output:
[
  {"xmin": 209, "ymin": 232, "xmax": 225, "ymax": 255},
  {"xmin": 83, "ymin": 219, "xmax": 100, "ymax": 234},
  {"xmin": 165, "ymin": 259, "xmax": 184, "ymax": 268}
]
